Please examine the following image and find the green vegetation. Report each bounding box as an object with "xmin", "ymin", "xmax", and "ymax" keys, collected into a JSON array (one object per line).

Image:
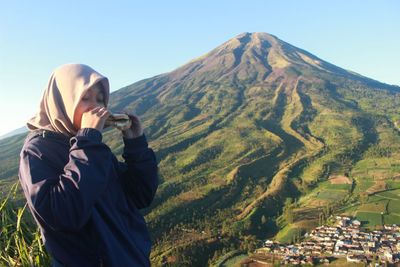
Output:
[
  {"xmin": 275, "ymin": 225, "xmax": 303, "ymax": 244},
  {"xmin": 356, "ymin": 212, "xmax": 383, "ymax": 228},
  {"xmin": 210, "ymin": 250, "xmax": 247, "ymax": 267},
  {"xmin": 1, "ymin": 32, "xmax": 400, "ymax": 265},
  {"xmin": 0, "ymin": 182, "xmax": 51, "ymax": 266},
  {"xmin": 220, "ymin": 253, "xmax": 248, "ymax": 267}
]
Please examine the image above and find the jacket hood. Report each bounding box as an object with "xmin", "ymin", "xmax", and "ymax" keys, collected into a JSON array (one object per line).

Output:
[{"xmin": 27, "ymin": 64, "xmax": 110, "ymax": 137}]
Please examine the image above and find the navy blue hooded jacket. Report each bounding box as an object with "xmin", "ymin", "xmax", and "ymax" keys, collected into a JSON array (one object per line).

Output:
[{"xmin": 18, "ymin": 128, "xmax": 158, "ymax": 267}]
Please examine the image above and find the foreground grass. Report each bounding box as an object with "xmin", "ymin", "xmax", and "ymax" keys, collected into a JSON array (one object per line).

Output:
[{"xmin": 0, "ymin": 182, "xmax": 51, "ymax": 267}]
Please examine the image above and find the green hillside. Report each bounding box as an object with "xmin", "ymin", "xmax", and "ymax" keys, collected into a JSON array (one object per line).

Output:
[{"xmin": 1, "ymin": 32, "xmax": 400, "ymax": 266}]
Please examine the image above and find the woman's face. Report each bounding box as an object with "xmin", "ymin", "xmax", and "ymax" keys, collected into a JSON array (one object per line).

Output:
[{"xmin": 73, "ymin": 84, "xmax": 106, "ymax": 130}]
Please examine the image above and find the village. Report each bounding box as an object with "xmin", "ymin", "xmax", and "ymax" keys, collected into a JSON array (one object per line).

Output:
[{"xmin": 253, "ymin": 216, "xmax": 400, "ymax": 266}]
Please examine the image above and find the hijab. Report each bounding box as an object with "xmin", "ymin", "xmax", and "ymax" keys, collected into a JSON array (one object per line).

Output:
[{"xmin": 27, "ymin": 64, "xmax": 110, "ymax": 137}]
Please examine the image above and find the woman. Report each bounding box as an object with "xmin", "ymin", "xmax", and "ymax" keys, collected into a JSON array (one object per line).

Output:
[{"xmin": 18, "ymin": 63, "xmax": 158, "ymax": 266}]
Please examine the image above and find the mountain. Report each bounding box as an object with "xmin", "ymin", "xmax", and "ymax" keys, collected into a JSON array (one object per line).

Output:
[
  {"xmin": 1, "ymin": 32, "xmax": 400, "ymax": 266},
  {"xmin": 0, "ymin": 126, "xmax": 27, "ymax": 140}
]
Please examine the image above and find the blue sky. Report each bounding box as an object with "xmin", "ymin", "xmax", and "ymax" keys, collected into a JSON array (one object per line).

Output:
[{"xmin": 0, "ymin": 0, "xmax": 399, "ymax": 136}]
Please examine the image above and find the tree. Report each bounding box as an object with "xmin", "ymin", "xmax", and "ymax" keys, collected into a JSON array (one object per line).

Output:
[
  {"xmin": 283, "ymin": 198, "xmax": 294, "ymax": 224},
  {"xmin": 318, "ymin": 212, "xmax": 324, "ymax": 226},
  {"xmin": 284, "ymin": 206, "xmax": 294, "ymax": 224}
]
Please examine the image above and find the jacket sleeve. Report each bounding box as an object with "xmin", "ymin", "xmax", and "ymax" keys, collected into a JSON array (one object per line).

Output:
[
  {"xmin": 18, "ymin": 128, "xmax": 113, "ymax": 232},
  {"xmin": 119, "ymin": 134, "xmax": 159, "ymax": 209}
]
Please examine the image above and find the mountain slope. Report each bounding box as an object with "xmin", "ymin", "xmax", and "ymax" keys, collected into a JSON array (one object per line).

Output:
[
  {"xmin": 109, "ymin": 32, "xmax": 400, "ymax": 265},
  {"xmin": 0, "ymin": 126, "xmax": 27, "ymax": 140},
  {"xmin": 1, "ymin": 32, "xmax": 400, "ymax": 266}
]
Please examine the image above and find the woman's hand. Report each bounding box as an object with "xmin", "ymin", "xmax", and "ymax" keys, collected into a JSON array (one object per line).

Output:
[
  {"xmin": 80, "ymin": 107, "xmax": 111, "ymax": 131},
  {"xmin": 121, "ymin": 113, "xmax": 144, "ymax": 139}
]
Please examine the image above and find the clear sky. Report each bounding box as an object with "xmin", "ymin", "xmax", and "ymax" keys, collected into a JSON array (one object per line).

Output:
[{"xmin": 0, "ymin": 0, "xmax": 399, "ymax": 137}]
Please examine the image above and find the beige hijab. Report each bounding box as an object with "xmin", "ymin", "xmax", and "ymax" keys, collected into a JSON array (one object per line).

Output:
[{"xmin": 27, "ymin": 64, "xmax": 110, "ymax": 137}]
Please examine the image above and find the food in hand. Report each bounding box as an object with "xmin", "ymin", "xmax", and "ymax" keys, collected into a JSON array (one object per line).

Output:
[{"xmin": 105, "ymin": 113, "xmax": 132, "ymax": 130}]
